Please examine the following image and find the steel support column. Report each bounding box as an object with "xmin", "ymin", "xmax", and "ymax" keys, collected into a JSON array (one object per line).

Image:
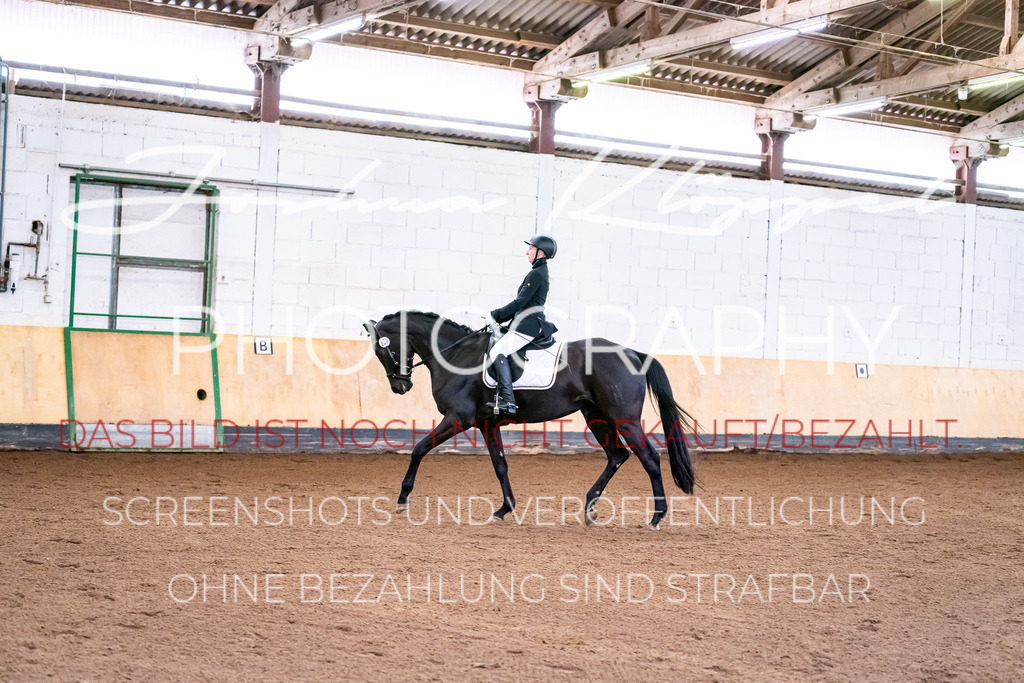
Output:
[
  {"xmin": 758, "ymin": 130, "xmax": 789, "ymax": 181},
  {"xmin": 754, "ymin": 112, "xmax": 813, "ymax": 182},
  {"xmin": 951, "ymin": 153, "xmax": 983, "ymax": 204},
  {"xmin": 950, "ymin": 141, "xmax": 1008, "ymax": 204},
  {"xmin": 251, "ymin": 62, "xmax": 284, "ymax": 124},
  {"xmin": 527, "ymin": 99, "xmax": 561, "ymax": 154},
  {"xmin": 243, "ymin": 35, "xmax": 310, "ymax": 124}
]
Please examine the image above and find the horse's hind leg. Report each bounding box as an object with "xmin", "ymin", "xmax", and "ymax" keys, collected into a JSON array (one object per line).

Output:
[
  {"xmin": 582, "ymin": 407, "xmax": 630, "ymax": 526},
  {"xmin": 616, "ymin": 419, "xmax": 668, "ymax": 530},
  {"xmin": 481, "ymin": 420, "xmax": 516, "ymax": 521}
]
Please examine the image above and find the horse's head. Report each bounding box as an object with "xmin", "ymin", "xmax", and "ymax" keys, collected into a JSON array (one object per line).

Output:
[{"xmin": 363, "ymin": 319, "xmax": 414, "ymax": 395}]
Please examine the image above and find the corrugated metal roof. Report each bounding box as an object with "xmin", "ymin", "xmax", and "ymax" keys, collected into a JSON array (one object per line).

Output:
[
  {"xmin": 415, "ymin": 0, "xmax": 603, "ymax": 36},
  {"xmin": 38, "ymin": 0, "xmax": 1024, "ymax": 138},
  {"xmin": 365, "ymin": 19, "xmax": 549, "ymax": 61}
]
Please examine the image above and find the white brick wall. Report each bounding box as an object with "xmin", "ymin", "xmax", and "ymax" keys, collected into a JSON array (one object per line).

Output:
[
  {"xmin": 550, "ymin": 158, "xmax": 769, "ymax": 357},
  {"xmin": 973, "ymin": 207, "xmax": 1024, "ymax": 368},
  {"xmin": 776, "ymin": 184, "xmax": 967, "ymax": 367},
  {"xmin": 2, "ymin": 94, "xmax": 1022, "ymax": 370}
]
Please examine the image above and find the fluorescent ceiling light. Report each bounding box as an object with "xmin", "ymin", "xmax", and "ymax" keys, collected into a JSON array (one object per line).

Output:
[
  {"xmin": 808, "ymin": 96, "xmax": 886, "ymax": 118},
  {"xmin": 967, "ymin": 71, "xmax": 1024, "ymax": 89},
  {"xmin": 295, "ymin": 15, "xmax": 364, "ymax": 41},
  {"xmin": 572, "ymin": 60, "xmax": 652, "ymax": 85},
  {"xmin": 730, "ymin": 16, "xmax": 829, "ymax": 50}
]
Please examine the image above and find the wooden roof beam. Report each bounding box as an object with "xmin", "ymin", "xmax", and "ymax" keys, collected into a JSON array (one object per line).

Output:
[
  {"xmin": 959, "ymin": 91, "xmax": 1024, "ymax": 136},
  {"xmin": 539, "ymin": 0, "xmax": 884, "ymax": 80},
  {"xmin": 891, "ymin": 0, "xmax": 982, "ymax": 79},
  {"xmin": 253, "ymin": 0, "xmax": 304, "ymax": 33},
  {"xmin": 261, "ymin": 0, "xmax": 416, "ymax": 36},
  {"xmin": 763, "ymin": 0, "xmax": 957, "ymax": 111},
  {"xmin": 792, "ymin": 52, "xmax": 1024, "ymax": 111},
  {"xmin": 531, "ymin": 1, "xmax": 650, "ymax": 79},
  {"xmin": 1002, "ymin": 0, "xmax": 1021, "ymax": 54},
  {"xmin": 657, "ymin": 0, "xmax": 710, "ymax": 36},
  {"xmin": 985, "ymin": 118, "xmax": 1024, "ymax": 140}
]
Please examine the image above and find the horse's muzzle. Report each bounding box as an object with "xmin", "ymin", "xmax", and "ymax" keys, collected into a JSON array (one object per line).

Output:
[{"xmin": 389, "ymin": 378, "xmax": 413, "ymax": 395}]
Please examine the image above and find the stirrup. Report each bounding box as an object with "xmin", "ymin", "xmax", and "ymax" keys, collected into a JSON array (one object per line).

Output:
[{"xmin": 488, "ymin": 396, "xmax": 517, "ymax": 417}]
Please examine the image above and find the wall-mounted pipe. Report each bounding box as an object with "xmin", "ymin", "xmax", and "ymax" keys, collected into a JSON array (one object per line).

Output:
[
  {"xmin": 58, "ymin": 164, "xmax": 351, "ymax": 196},
  {"xmin": 0, "ymin": 58, "xmax": 10, "ymax": 284}
]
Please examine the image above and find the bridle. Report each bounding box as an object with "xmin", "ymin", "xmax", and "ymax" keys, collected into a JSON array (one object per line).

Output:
[
  {"xmin": 364, "ymin": 321, "xmax": 489, "ymax": 382},
  {"xmin": 379, "ymin": 336, "xmax": 413, "ymax": 381}
]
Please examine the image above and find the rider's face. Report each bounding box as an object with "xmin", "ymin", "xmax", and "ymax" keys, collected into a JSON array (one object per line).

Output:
[{"xmin": 526, "ymin": 245, "xmax": 538, "ymax": 263}]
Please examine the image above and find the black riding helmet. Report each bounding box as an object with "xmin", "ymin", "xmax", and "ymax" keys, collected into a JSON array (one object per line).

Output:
[{"xmin": 525, "ymin": 234, "xmax": 557, "ymax": 259}]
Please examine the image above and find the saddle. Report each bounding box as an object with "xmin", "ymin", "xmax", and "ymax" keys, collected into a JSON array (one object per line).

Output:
[{"xmin": 484, "ymin": 327, "xmax": 565, "ymax": 390}]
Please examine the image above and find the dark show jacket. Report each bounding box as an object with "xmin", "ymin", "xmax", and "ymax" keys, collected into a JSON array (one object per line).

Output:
[{"xmin": 490, "ymin": 258, "xmax": 557, "ymax": 338}]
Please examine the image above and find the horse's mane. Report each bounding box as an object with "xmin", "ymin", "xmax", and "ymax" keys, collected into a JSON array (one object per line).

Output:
[{"xmin": 378, "ymin": 310, "xmax": 477, "ymax": 336}]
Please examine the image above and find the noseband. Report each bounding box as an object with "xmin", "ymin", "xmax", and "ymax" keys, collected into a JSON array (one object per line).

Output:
[{"xmin": 371, "ymin": 333, "xmax": 413, "ymax": 381}]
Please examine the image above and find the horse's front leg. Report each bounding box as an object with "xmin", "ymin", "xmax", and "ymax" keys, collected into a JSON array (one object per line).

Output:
[
  {"xmin": 397, "ymin": 413, "xmax": 460, "ymax": 512},
  {"xmin": 481, "ymin": 420, "xmax": 515, "ymax": 521}
]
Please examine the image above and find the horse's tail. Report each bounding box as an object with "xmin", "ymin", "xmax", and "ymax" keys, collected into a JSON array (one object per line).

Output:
[{"xmin": 634, "ymin": 352, "xmax": 695, "ymax": 495}]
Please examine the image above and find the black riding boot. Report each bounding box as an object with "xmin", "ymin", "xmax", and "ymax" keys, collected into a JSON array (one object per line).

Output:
[{"xmin": 491, "ymin": 354, "xmax": 518, "ymax": 416}]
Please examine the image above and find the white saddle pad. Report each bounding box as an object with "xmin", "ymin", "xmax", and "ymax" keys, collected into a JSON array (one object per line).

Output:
[{"xmin": 483, "ymin": 340, "xmax": 568, "ymax": 390}]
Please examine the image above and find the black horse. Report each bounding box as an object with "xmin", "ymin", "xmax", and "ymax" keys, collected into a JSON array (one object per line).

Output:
[{"xmin": 363, "ymin": 311, "xmax": 695, "ymax": 529}]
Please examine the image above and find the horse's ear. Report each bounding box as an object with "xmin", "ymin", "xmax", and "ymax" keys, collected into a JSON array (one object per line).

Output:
[{"xmin": 362, "ymin": 321, "xmax": 377, "ymax": 338}]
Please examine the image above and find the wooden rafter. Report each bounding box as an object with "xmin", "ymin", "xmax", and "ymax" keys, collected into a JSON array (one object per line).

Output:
[
  {"xmin": 764, "ymin": 0, "xmax": 957, "ymax": 111},
  {"xmin": 960, "ymin": 91, "xmax": 1024, "ymax": 136},
  {"xmin": 986, "ymin": 118, "xmax": 1024, "ymax": 139},
  {"xmin": 1002, "ymin": 0, "xmax": 1021, "ymax": 53},
  {"xmin": 792, "ymin": 52, "xmax": 1024, "ymax": 111},
  {"xmin": 531, "ymin": 1, "xmax": 649, "ymax": 78},
  {"xmin": 658, "ymin": 0, "xmax": 710, "ymax": 37},
  {"xmin": 641, "ymin": 6, "xmax": 662, "ymax": 41},
  {"xmin": 538, "ymin": 0, "xmax": 886, "ymax": 80},
  {"xmin": 892, "ymin": 0, "xmax": 981, "ymax": 78},
  {"xmin": 252, "ymin": 0, "xmax": 303, "ymax": 32},
  {"xmin": 261, "ymin": 0, "xmax": 418, "ymax": 36}
]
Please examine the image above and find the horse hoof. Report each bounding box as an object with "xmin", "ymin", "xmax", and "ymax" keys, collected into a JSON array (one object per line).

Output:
[
  {"xmin": 396, "ymin": 504, "xmax": 408, "ymax": 514},
  {"xmin": 646, "ymin": 522, "xmax": 660, "ymax": 531},
  {"xmin": 490, "ymin": 514, "xmax": 504, "ymax": 523}
]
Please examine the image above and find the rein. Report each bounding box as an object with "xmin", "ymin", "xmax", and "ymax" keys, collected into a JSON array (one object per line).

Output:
[{"xmin": 375, "ymin": 324, "xmax": 489, "ymax": 381}]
